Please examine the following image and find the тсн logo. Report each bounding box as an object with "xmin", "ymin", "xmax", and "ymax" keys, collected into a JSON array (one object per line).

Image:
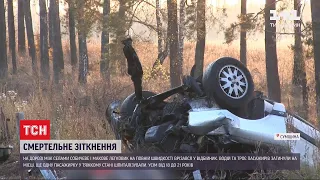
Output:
[{"xmin": 20, "ymin": 120, "xmax": 50, "ymax": 140}]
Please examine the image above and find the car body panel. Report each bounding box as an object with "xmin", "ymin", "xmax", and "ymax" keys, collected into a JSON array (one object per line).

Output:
[
  {"xmin": 106, "ymin": 100, "xmax": 122, "ymax": 140},
  {"xmin": 187, "ymin": 101, "xmax": 319, "ymax": 166},
  {"xmin": 107, "ymin": 98, "xmax": 319, "ymax": 167},
  {"xmin": 290, "ymin": 116, "xmax": 319, "ymax": 166},
  {"xmin": 188, "ymin": 108, "xmax": 287, "ymax": 147}
]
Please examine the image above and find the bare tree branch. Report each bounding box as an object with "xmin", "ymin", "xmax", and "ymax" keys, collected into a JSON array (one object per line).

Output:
[
  {"xmin": 138, "ymin": 0, "xmax": 166, "ymax": 17},
  {"xmin": 252, "ymin": 0, "xmax": 284, "ymax": 20},
  {"xmin": 127, "ymin": 1, "xmax": 144, "ymax": 31},
  {"xmin": 131, "ymin": 19, "xmax": 157, "ymax": 31}
]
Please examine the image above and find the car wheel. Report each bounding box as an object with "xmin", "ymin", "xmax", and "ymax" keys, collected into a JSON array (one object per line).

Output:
[
  {"xmin": 120, "ymin": 91, "xmax": 157, "ymax": 117},
  {"xmin": 202, "ymin": 57, "xmax": 254, "ymax": 109}
]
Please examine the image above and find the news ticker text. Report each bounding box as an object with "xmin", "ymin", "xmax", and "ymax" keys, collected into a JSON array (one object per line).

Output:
[
  {"xmin": 20, "ymin": 153, "xmax": 300, "ymax": 170},
  {"xmin": 20, "ymin": 140, "xmax": 122, "ymax": 154}
]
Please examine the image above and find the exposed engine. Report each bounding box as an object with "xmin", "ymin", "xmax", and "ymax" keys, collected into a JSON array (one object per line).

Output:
[{"xmin": 121, "ymin": 97, "xmax": 194, "ymax": 153}]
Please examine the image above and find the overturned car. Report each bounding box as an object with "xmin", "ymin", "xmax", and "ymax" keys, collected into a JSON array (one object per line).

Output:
[{"xmin": 106, "ymin": 38, "xmax": 319, "ymax": 179}]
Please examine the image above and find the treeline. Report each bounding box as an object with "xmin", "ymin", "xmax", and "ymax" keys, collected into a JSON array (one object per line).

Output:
[{"xmin": 0, "ymin": 0, "xmax": 319, "ymax": 122}]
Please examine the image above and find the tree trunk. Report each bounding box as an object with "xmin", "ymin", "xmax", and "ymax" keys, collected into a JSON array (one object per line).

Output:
[
  {"xmin": 0, "ymin": 0, "xmax": 7, "ymax": 78},
  {"xmin": 100, "ymin": 0, "xmax": 110, "ymax": 82},
  {"xmin": 117, "ymin": 0, "xmax": 127, "ymax": 75},
  {"xmin": 167, "ymin": 0, "xmax": 181, "ymax": 87},
  {"xmin": 311, "ymin": 0, "xmax": 320, "ymax": 119},
  {"xmin": 78, "ymin": 29, "xmax": 88, "ymax": 84},
  {"xmin": 194, "ymin": 0, "xmax": 206, "ymax": 78},
  {"xmin": 152, "ymin": 0, "xmax": 170, "ymax": 69},
  {"xmin": 156, "ymin": 0, "xmax": 164, "ymax": 56},
  {"xmin": 151, "ymin": 37, "xmax": 170, "ymax": 69},
  {"xmin": 292, "ymin": 0, "xmax": 308, "ymax": 119},
  {"xmin": 178, "ymin": 0, "xmax": 185, "ymax": 75},
  {"xmin": 8, "ymin": 0, "xmax": 17, "ymax": 74},
  {"xmin": 51, "ymin": 0, "xmax": 64, "ymax": 84},
  {"xmin": 68, "ymin": 0, "xmax": 77, "ymax": 72},
  {"xmin": 40, "ymin": 0, "xmax": 50, "ymax": 81},
  {"xmin": 18, "ymin": 0, "xmax": 26, "ymax": 54},
  {"xmin": 24, "ymin": 0, "xmax": 37, "ymax": 76},
  {"xmin": 265, "ymin": 0, "xmax": 281, "ymax": 102},
  {"xmin": 240, "ymin": 0, "xmax": 247, "ymax": 66},
  {"xmin": 77, "ymin": 0, "xmax": 88, "ymax": 84},
  {"xmin": 49, "ymin": 1, "xmax": 54, "ymax": 48}
]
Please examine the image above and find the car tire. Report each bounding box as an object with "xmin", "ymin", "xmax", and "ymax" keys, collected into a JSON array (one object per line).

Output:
[
  {"xmin": 202, "ymin": 57, "xmax": 254, "ymax": 109},
  {"xmin": 120, "ymin": 91, "xmax": 157, "ymax": 117}
]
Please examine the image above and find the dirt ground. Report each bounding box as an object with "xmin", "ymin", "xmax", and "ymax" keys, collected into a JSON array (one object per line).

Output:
[
  {"xmin": 0, "ymin": 153, "xmax": 35, "ymax": 180},
  {"xmin": 0, "ymin": 152, "xmax": 67, "ymax": 180}
]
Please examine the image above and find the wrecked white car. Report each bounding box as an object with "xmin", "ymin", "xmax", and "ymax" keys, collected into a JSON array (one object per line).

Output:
[{"xmin": 106, "ymin": 38, "xmax": 319, "ymax": 179}]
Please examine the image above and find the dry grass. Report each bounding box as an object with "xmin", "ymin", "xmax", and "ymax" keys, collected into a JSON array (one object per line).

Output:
[{"xmin": 0, "ymin": 40, "xmax": 319, "ymax": 179}]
